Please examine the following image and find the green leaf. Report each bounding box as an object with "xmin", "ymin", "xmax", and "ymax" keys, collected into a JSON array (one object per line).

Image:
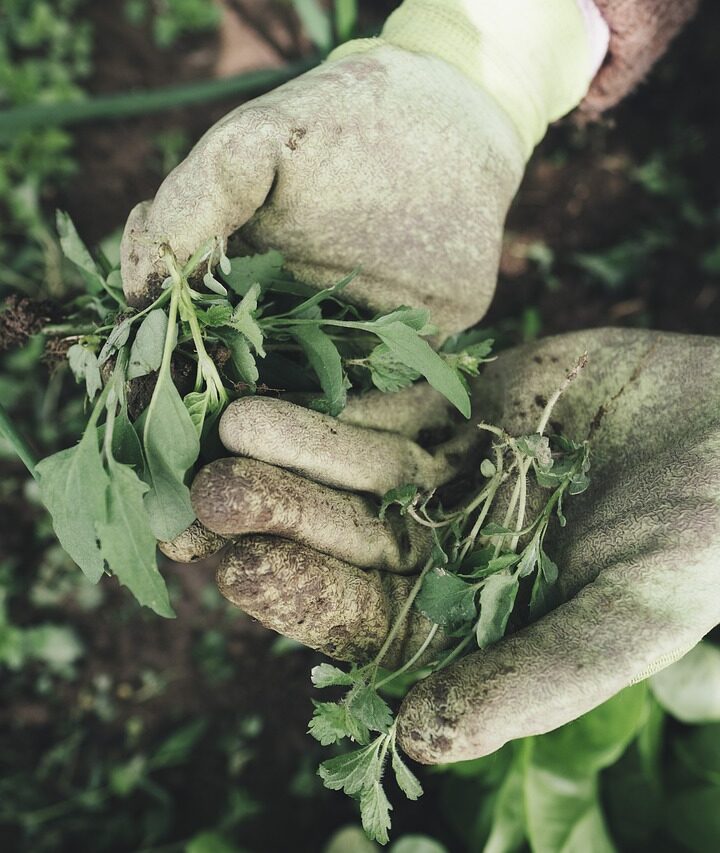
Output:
[
  {"xmin": 230, "ymin": 283, "xmax": 265, "ymax": 356},
  {"xmin": 318, "ymin": 739, "xmax": 382, "ymax": 795},
  {"xmin": 334, "ymin": 0, "xmax": 358, "ymax": 41},
  {"xmin": 110, "ymin": 755, "xmax": 146, "ymax": 797},
  {"xmin": 532, "ymin": 684, "xmax": 649, "ymax": 777},
  {"xmin": 311, "ymin": 662, "xmax": 356, "ymax": 688},
  {"xmin": 97, "ymin": 457, "xmax": 174, "ymax": 617},
  {"xmin": 666, "ymin": 787, "xmax": 720, "ymax": 853},
  {"xmin": 142, "ymin": 371, "xmax": 199, "ymax": 541},
  {"xmin": 373, "ymin": 306, "xmax": 434, "ymax": 334},
  {"xmin": 222, "ymin": 251, "xmax": 285, "ymax": 296},
  {"xmin": 290, "ymin": 324, "xmax": 348, "ymax": 416},
  {"xmin": 203, "ymin": 271, "xmax": 228, "ymax": 296},
  {"xmin": 186, "ymin": 831, "xmax": 240, "ymax": 853},
  {"xmin": 524, "ymin": 762, "xmax": 615, "ymax": 853},
  {"xmin": 650, "ymin": 642, "xmax": 720, "ymax": 723},
  {"xmin": 415, "ymin": 569, "xmax": 478, "ymax": 632},
  {"xmin": 516, "ymin": 434, "xmax": 552, "ymax": 466},
  {"xmin": 483, "ymin": 752, "xmax": 527, "ymax": 853},
  {"xmin": 184, "ymin": 390, "xmax": 209, "ymax": 438},
  {"xmin": 67, "ymin": 343, "xmax": 102, "ymax": 400},
  {"xmin": 56, "ymin": 210, "xmax": 105, "ymax": 293},
  {"xmin": 390, "ymin": 838, "xmax": 447, "ymax": 853},
  {"xmin": 196, "ymin": 303, "xmax": 233, "ymax": 327},
  {"xmin": 285, "ymin": 269, "xmax": 357, "ymax": 317},
  {"xmin": 517, "ymin": 540, "xmax": 539, "ymax": 578},
  {"xmin": 391, "ymin": 747, "xmax": 423, "ymax": 801},
  {"xmin": 480, "ymin": 522, "xmax": 514, "ymax": 537},
  {"xmin": 127, "ymin": 309, "xmax": 167, "ymax": 379},
  {"xmin": 292, "ymin": 0, "xmax": 332, "ymax": 50},
  {"xmin": 151, "ymin": 719, "xmax": 207, "ymax": 768},
  {"xmin": 221, "ymin": 330, "xmax": 259, "ymax": 387},
  {"xmin": 442, "ymin": 341, "xmax": 495, "ymax": 378},
  {"xmin": 36, "ymin": 428, "xmax": 109, "ymax": 583},
  {"xmin": 528, "ymin": 570, "xmax": 558, "ymax": 621},
  {"xmin": 368, "ymin": 344, "xmax": 422, "ymax": 394},
  {"xmin": 98, "ymin": 318, "xmax": 133, "ymax": 366},
  {"xmin": 111, "ymin": 409, "xmax": 145, "ymax": 472},
  {"xmin": 369, "ymin": 321, "xmax": 471, "ymax": 418},
  {"xmin": 475, "ymin": 571, "xmax": 519, "ymax": 648},
  {"xmin": 349, "ymin": 686, "xmax": 393, "ymax": 734},
  {"xmin": 360, "ymin": 780, "xmax": 393, "ymax": 845},
  {"xmin": 308, "ymin": 701, "xmax": 369, "ymax": 746},
  {"xmin": 379, "ymin": 484, "xmax": 419, "ymax": 521}
]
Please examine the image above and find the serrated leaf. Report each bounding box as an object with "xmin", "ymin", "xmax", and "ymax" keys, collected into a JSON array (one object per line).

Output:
[
  {"xmin": 516, "ymin": 434, "xmax": 552, "ymax": 466},
  {"xmin": 290, "ymin": 324, "xmax": 348, "ymax": 416},
  {"xmin": 318, "ymin": 739, "xmax": 382, "ymax": 795},
  {"xmin": 309, "ymin": 702, "xmax": 365, "ymax": 746},
  {"xmin": 391, "ymin": 747, "xmax": 423, "ymax": 801},
  {"xmin": 379, "ymin": 484, "xmax": 418, "ymax": 521},
  {"xmin": 222, "ymin": 251, "xmax": 285, "ymax": 295},
  {"xmin": 220, "ymin": 330, "xmax": 259, "ymax": 387},
  {"xmin": 348, "ymin": 686, "xmax": 393, "ymax": 734},
  {"xmin": 67, "ymin": 343, "xmax": 102, "ymax": 400},
  {"xmin": 36, "ymin": 428, "xmax": 109, "ymax": 583},
  {"xmin": 475, "ymin": 571, "xmax": 519, "ymax": 648},
  {"xmin": 415, "ymin": 568, "xmax": 478, "ymax": 632},
  {"xmin": 127, "ymin": 309, "xmax": 167, "ymax": 380},
  {"xmin": 360, "ymin": 780, "xmax": 392, "ymax": 845},
  {"xmin": 97, "ymin": 457, "xmax": 174, "ymax": 617},
  {"xmin": 196, "ymin": 304, "xmax": 233, "ymax": 327},
  {"xmin": 311, "ymin": 663, "xmax": 356, "ymax": 688},
  {"xmin": 230, "ymin": 283, "xmax": 265, "ymax": 356},
  {"xmin": 368, "ymin": 344, "xmax": 421, "ymax": 394}
]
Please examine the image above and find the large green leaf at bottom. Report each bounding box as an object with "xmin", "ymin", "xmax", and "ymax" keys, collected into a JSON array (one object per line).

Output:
[
  {"xmin": 97, "ymin": 458, "xmax": 173, "ymax": 617},
  {"xmin": 36, "ymin": 427, "xmax": 109, "ymax": 583}
]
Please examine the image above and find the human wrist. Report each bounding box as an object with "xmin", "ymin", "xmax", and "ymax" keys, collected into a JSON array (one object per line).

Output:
[{"xmin": 330, "ymin": 0, "xmax": 608, "ymax": 160}]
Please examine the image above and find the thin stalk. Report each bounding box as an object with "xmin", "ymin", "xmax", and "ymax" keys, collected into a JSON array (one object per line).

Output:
[
  {"xmin": 371, "ymin": 561, "xmax": 434, "ymax": 675},
  {"xmin": 434, "ymin": 633, "xmax": 474, "ymax": 672},
  {"xmin": 375, "ymin": 624, "xmax": 440, "ymax": 690},
  {"xmin": 536, "ymin": 352, "xmax": 588, "ymax": 437},
  {"xmin": 0, "ymin": 401, "xmax": 38, "ymax": 478}
]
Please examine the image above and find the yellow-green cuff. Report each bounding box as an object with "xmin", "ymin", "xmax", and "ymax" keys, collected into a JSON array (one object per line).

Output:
[{"xmin": 329, "ymin": 0, "xmax": 597, "ymax": 160}]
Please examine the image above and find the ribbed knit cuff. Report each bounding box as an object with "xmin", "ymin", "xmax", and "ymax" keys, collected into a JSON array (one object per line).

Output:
[{"xmin": 329, "ymin": 0, "xmax": 602, "ymax": 159}]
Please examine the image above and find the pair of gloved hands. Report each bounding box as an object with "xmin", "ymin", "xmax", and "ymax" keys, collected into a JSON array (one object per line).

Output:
[{"xmin": 119, "ymin": 18, "xmax": 720, "ymax": 764}]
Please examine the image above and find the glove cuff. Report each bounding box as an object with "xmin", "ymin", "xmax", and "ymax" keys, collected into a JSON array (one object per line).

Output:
[{"xmin": 329, "ymin": 0, "xmax": 603, "ymax": 160}]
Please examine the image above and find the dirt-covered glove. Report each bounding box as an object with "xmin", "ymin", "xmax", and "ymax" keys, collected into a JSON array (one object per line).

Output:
[
  {"xmin": 163, "ymin": 327, "xmax": 720, "ymax": 763},
  {"xmin": 121, "ymin": 0, "xmax": 604, "ymax": 335}
]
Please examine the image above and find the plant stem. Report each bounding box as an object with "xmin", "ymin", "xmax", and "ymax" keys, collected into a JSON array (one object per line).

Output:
[
  {"xmin": 536, "ymin": 352, "xmax": 588, "ymax": 437},
  {"xmin": 371, "ymin": 561, "xmax": 433, "ymax": 675},
  {"xmin": 0, "ymin": 401, "xmax": 38, "ymax": 478},
  {"xmin": 375, "ymin": 624, "xmax": 439, "ymax": 690}
]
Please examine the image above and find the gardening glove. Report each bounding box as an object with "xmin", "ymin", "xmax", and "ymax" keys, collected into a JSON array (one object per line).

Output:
[
  {"xmin": 121, "ymin": 0, "xmax": 606, "ymax": 335},
  {"xmin": 163, "ymin": 327, "xmax": 720, "ymax": 763}
]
